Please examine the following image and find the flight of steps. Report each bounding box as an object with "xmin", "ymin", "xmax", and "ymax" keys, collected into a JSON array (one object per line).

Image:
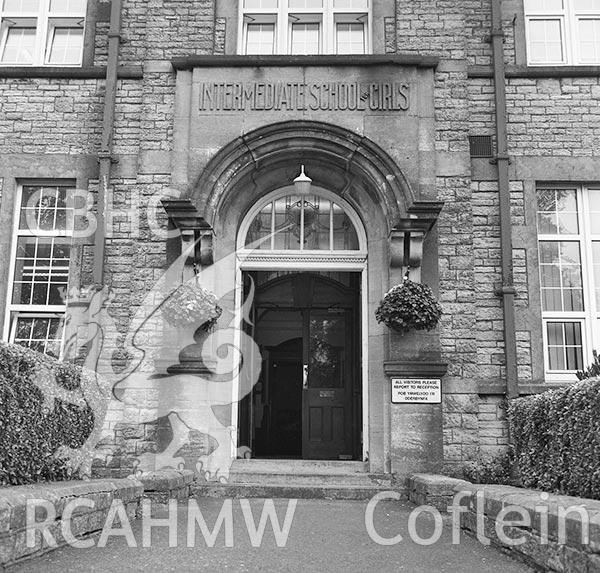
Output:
[{"xmin": 192, "ymin": 460, "xmax": 397, "ymax": 500}]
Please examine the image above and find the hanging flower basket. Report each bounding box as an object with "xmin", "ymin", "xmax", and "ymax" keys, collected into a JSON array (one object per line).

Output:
[
  {"xmin": 375, "ymin": 279, "xmax": 442, "ymax": 334},
  {"xmin": 161, "ymin": 282, "xmax": 222, "ymax": 330}
]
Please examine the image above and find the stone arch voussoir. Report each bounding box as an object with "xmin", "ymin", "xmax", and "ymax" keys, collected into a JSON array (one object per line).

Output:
[{"xmin": 192, "ymin": 120, "xmax": 415, "ymax": 232}]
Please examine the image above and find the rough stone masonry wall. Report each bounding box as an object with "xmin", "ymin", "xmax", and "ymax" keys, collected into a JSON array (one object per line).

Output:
[
  {"xmin": 394, "ymin": 0, "xmax": 491, "ymax": 465},
  {"xmin": 90, "ymin": 0, "xmax": 222, "ymax": 477},
  {"xmin": 0, "ymin": 79, "xmax": 103, "ymax": 153}
]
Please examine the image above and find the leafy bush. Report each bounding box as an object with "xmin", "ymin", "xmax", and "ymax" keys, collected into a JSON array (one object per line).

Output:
[
  {"xmin": 0, "ymin": 342, "xmax": 94, "ymax": 486},
  {"xmin": 577, "ymin": 350, "xmax": 600, "ymax": 380},
  {"xmin": 461, "ymin": 452, "xmax": 516, "ymax": 485},
  {"xmin": 509, "ymin": 378, "xmax": 600, "ymax": 500},
  {"xmin": 375, "ymin": 279, "xmax": 442, "ymax": 334},
  {"xmin": 441, "ymin": 451, "xmax": 517, "ymax": 485}
]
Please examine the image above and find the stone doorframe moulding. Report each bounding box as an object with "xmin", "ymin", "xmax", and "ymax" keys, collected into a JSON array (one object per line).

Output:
[{"xmin": 170, "ymin": 120, "xmax": 444, "ymax": 273}]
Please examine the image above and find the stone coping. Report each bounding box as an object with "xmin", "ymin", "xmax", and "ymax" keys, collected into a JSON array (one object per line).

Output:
[
  {"xmin": 408, "ymin": 473, "xmax": 600, "ymax": 571},
  {"xmin": 0, "ymin": 478, "xmax": 143, "ymax": 531},
  {"xmin": 0, "ymin": 478, "xmax": 143, "ymax": 567},
  {"xmin": 136, "ymin": 470, "xmax": 195, "ymax": 493},
  {"xmin": 171, "ymin": 54, "xmax": 439, "ymax": 70},
  {"xmin": 0, "ymin": 471, "xmax": 197, "ymax": 567}
]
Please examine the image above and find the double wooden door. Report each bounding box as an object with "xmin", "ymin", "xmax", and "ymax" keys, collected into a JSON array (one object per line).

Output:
[{"xmin": 242, "ymin": 272, "xmax": 360, "ymax": 460}]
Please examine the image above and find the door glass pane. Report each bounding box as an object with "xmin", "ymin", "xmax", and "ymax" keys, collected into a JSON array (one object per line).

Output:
[
  {"xmin": 309, "ymin": 312, "xmax": 345, "ymax": 388},
  {"xmin": 1, "ymin": 26, "xmax": 35, "ymax": 63},
  {"xmin": 529, "ymin": 19, "xmax": 564, "ymax": 63},
  {"xmin": 290, "ymin": 22, "xmax": 320, "ymax": 54},
  {"xmin": 336, "ymin": 22, "xmax": 365, "ymax": 54},
  {"xmin": 578, "ymin": 18, "xmax": 600, "ymax": 63},
  {"xmin": 245, "ymin": 23, "xmax": 275, "ymax": 54}
]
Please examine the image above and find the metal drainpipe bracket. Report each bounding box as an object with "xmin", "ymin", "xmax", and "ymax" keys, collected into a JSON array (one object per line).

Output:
[
  {"xmin": 98, "ymin": 150, "xmax": 119, "ymax": 163},
  {"xmin": 489, "ymin": 153, "xmax": 512, "ymax": 165},
  {"xmin": 494, "ymin": 283, "xmax": 517, "ymax": 297}
]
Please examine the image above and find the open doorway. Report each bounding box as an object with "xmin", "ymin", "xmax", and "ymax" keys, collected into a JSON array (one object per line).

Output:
[{"xmin": 238, "ymin": 271, "xmax": 362, "ymax": 460}]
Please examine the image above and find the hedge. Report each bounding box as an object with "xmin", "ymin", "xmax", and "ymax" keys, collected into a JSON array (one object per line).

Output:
[
  {"xmin": 509, "ymin": 377, "xmax": 600, "ymax": 500},
  {"xmin": 0, "ymin": 341, "xmax": 94, "ymax": 486}
]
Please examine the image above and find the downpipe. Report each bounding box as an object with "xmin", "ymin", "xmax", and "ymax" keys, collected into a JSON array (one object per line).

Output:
[
  {"xmin": 490, "ymin": 0, "xmax": 519, "ymax": 400},
  {"xmin": 94, "ymin": 0, "xmax": 123, "ymax": 284}
]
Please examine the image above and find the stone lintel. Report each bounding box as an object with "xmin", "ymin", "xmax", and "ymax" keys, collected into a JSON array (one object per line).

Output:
[{"xmin": 172, "ymin": 54, "xmax": 439, "ymax": 70}]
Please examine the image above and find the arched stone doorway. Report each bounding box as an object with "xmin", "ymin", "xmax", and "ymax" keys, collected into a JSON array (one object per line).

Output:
[
  {"xmin": 236, "ymin": 186, "xmax": 367, "ymax": 461},
  {"xmin": 164, "ymin": 120, "xmax": 442, "ymax": 473}
]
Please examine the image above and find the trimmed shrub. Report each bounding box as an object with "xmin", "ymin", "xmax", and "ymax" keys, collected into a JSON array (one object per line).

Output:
[
  {"xmin": 0, "ymin": 341, "xmax": 94, "ymax": 486},
  {"xmin": 441, "ymin": 451, "xmax": 517, "ymax": 485},
  {"xmin": 509, "ymin": 378, "xmax": 600, "ymax": 500}
]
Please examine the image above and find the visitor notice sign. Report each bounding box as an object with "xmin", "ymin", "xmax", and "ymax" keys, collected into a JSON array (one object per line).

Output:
[{"xmin": 391, "ymin": 379, "xmax": 442, "ymax": 404}]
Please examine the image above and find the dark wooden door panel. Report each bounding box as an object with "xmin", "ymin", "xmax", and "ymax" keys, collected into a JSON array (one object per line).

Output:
[{"xmin": 302, "ymin": 309, "xmax": 353, "ymax": 459}]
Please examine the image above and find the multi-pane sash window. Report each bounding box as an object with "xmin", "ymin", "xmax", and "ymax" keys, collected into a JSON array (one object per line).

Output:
[
  {"xmin": 0, "ymin": 0, "xmax": 86, "ymax": 66},
  {"xmin": 239, "ymin": 0, "xmax": 370, "ymax": 55},
  {"xmin": 6, "ymin": 184, "xmax": 74, "ymax": 358},
  {"xmin": 525, "ymin": 0, "xmax": 600, "ymax": 65},
  {"xmin": 536, "ymin": 186, "xmax": 600, "ymax": 378}
]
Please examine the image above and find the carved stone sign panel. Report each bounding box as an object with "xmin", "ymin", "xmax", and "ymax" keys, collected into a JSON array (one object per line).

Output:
[{"xmin": 198, "ymin": 81, "xmax": 410, "ymax": 112}]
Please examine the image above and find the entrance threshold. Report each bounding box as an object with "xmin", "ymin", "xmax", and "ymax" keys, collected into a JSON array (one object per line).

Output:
[
  {"xmin": 231, "ymin": 459, "xmax": 368, "ymax": 475},
  {"xmin": 208, "ymin": 459, "xmax": 392, "ymax": 499}
]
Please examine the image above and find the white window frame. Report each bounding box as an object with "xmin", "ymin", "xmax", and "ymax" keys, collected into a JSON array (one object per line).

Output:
[
  {"xmin": 537, "ymin": 184, "xmax": 600, "ymax": 381},
  {"xmin": 3, "ymin": 183, "xmax": 75, "ymax": 358},
  {"xmin": 0, "ymin": 0, "xmax": 86, "ymax": 66},
  {"xmin": 525, "ymin": 0, "xmax": 600, "ymax": 65},
  {"xmin": 238, "ymin": 0, "xmax": 371, "ymax": 55}
]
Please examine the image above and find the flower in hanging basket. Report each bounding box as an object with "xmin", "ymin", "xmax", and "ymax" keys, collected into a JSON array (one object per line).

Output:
[
  {"xmin": 375, "ymin": 279, "xmax": 442, "ymax": 334},
  {"xmin": 161, "ymin": 282, "xmax": 223, "ymax": 330}
]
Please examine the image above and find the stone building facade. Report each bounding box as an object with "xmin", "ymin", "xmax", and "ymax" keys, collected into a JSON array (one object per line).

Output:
[{"xmin": 0, "ymin": 0, "xmax": 598, "ymax": 484}]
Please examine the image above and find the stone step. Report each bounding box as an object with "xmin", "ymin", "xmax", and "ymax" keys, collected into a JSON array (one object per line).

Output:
[
  {"xmin": 192, "ymin": 482, "xmax": 399, "ymax": 501},
  {"xmin": 229, "ymin": 471, "xmax": 391, "ymax": 487},
  {"xmin": 231, "ymin": 459, "xmax": 368, "ymax": 474}
]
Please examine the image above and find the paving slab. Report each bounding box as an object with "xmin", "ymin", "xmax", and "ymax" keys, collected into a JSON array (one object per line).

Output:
[{"xmin": 8, "ymin": 499, "xmax": 533, "ymax": 573}]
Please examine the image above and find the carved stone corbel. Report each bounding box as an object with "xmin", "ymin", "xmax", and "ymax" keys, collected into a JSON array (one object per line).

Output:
[
  {"xmin": 390, "ymin": 201, "xmax": 443, "ymax": 269},
  {"xmin": 161, "ymin": 199, "xmax": 214, "ymax": 268}
]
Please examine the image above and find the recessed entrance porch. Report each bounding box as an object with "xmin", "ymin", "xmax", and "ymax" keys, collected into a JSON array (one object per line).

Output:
[{"xmin": 238, "ymin": 271, "xmax": 362, "ymax": 461}]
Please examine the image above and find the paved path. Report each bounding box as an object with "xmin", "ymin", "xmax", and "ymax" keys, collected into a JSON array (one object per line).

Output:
[{"xmin": 11, "ymin": 499, "xmax": 532, "ymax": 572}]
